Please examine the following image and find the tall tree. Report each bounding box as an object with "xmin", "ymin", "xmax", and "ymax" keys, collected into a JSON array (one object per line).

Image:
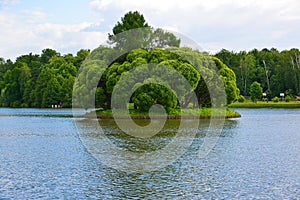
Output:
[
  {"xmin": 239, "ymin": 53, "xmax": 256, "ymax": 96},
  {"xmin": 250, "ymin": 81, "xmax": 262, "ymax": 103},
  {"xmin": 109, "ymin": 11, "xmax": 149, "ymax": 36},
  {"xmin": 108, "ymin": 11, "xmax": 180, "ymax": 51},
  {"xmin": 108, "ymin": 11, "xmax": 150, "ymax": 50},
  {"xmin": 41, "ymin": 48, "xmax": 60, "ymax": 64},
  {"xmin": 150, "ymin": 28, "xmax": 180, "ymax": 48}
]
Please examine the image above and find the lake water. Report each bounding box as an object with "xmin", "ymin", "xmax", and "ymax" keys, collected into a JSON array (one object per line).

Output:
[{"xmin": 0, "ymin": 108, "xmax": 299, "ymax": 199}]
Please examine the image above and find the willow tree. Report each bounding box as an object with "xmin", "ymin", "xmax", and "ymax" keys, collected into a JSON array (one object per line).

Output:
[{"xmin": 75, "ymin": 46, "xmax": 239, "ymax": 111}]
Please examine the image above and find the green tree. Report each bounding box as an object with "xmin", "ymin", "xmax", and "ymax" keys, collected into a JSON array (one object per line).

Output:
[
  {"xmin": 239, "ymin": 54, "xmax": 256, "ymax": 96},
  {"xmin": 15, "ymin": 53, "xmax": 41, "ymax": 84},
  {"xmin": 108, "ymin": 11, "xmax": 180, "ymax": 51},
  {"xmin": 250, "ymin": 81, "xmax": 262, "ymax": 103},
  {"xmin": 212, "ymin": 57, "xmax": 239, "ymax": 104},
  {"xmin": 108, "ymin": 11, "xmax": 150, "ymax": 50},
  {"xmin": 0, "ymin": 61, "xmax": 32, "ymax": 107},
  {"xmin": 150, "ymin": 28, "xmax": 180, "ymax": 48},
  {"xmin": 109, "ymin": 11, "xmax": 149, "ymax": 36},
  {"xmin": 82, "ymin": 45, "xmax": 239, "ymax": 112},
  {"xmin": 41, "ymin": 48, "xmax": 60, "ymax": 64},
  {"xmin": 42, "ymin": 77, "xmax": 62, "ymax": 107},
  {"xmin": 73, "ymin": 59, "xmax": 107, "ymax": 109},
  {"xmin": 34, "ymin": 67, "xmax": 55, "ymax": 107},
  {"xmin": 95, "ymin": 87, "xmax": 107, "ymax": 108},
  {"xmin": 60, "ymin": 76, "xmax": 75, "ymax": 107},
  {"xmin": 74, "ymin": 49, "xmax": 90, "ymax": 69},
  {"xmin": 132, "ymin": 83, "xmax": 178, "ymax": 113}
]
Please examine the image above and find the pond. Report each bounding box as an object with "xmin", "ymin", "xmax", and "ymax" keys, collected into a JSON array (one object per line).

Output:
[{"xmin": 0, "ymin": 108, "xmax": 299, "ymax": 199}]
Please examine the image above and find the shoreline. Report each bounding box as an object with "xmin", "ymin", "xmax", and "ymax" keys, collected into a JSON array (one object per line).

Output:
[
  {"xmin": 229, "ymin": 101, "xmax": 300, "ymax": 108},
  {"xmin": 85, "ymin": 108, "xmax": 241, "ymax": 119},
  {"xmin": 84, "ymin": 115, "xmax": 241, "ymax": 120}
]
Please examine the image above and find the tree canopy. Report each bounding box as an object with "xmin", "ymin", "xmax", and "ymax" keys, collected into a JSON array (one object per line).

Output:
[
  {"xmin": 73, "ymin": 46, "xmax": 239, "ymax": 112},
  {"xmin": 250, "ymin": 81, "xmax": 263, "ymax": 102},
  {"xmin": 215, "ymin": 48, "xmax": 300, "ymax": 98},
  {"xmin": 108, "ymin": 11, "xmax": 180, "ymax": 51},
  {"xmin": 0, "ymin": 49, "xmax": 89, "ymax": 108}
]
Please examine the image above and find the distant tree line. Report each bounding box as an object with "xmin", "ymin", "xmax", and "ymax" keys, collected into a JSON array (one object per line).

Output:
[
  {"xmin": 214, "ymin": 48, "xmax": 300, "ymax": 99},
  {"xmin": 0, "ymin": 49, "xmax": 89, "ymax": 107}
]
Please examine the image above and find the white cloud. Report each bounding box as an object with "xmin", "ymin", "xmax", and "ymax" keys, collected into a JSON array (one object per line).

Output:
[
  {"xmin": 21, "ymin": 8, "xmax": 48, "ymax": 22},
  {"xmin": 89, "ymin": 0, "xmax": 300, "ymax": 52},
  {"xmin": 89, "ymin": 0, "xmax": 112, "ymax": 10},
  {"xmin": 0, "ymin": 10, "xmax": 107, "ymax": 60},
  {"xmin": 0, "ymin": 0, "xmax": 19, "ymax": 8},
  {"xmin": 1, "ymin": 0, "xmax": 300, "ymax": 60}
]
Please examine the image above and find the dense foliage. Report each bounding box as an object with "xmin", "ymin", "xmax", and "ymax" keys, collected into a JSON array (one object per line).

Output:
[
  {"xmin": 0, "ymin": 49, "xmax": 89, "ymax": 107},
  {"xmin": 0, "ymin": 47, "xmax": 239, "ymax": 110},
  {"xmin": 108, "ymin": 11, "xmax": 180, "ymax": 51},
  {"xmin": 249, "ymin": 81, "xmax": 263, "ymax": 103},
  {"xmin": 215, "ymin": 48, "xmax": 300, "ymax": 98},
  {"xmin": 73, "ymin": 46, "xmax": 239, "ymax": 111}
]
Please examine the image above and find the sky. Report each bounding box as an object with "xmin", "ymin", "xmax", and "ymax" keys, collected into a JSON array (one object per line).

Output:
[{"xmin": 1, "ymin": 0, "xmax": 300, "ymax": 60}]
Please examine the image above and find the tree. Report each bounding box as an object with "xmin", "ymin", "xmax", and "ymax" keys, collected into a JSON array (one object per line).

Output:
[
  {"xmin": 74, "ymin": 49, "xmax": 90, "ymax": 69},
  {"xmin": 60, "ymin": 76, "xmax": 75, "ymax": 107},
  {"xmin": 239, "ymin": 54, "xmax": 256, "ymax": 96},
  {"xmin": 77, "ymin": 44, "xmax": 239, "ymax": 112},
  {"xmin": 41, "ymin": 48, "xmax": 60, "ymax": 64},
  {"xmin": 15, "ymin": 53, "xmax": 41, "ymax": 83},
  {"xmin": 212, "ymin": 57, "xmax": 239, "ymax": 104},
  {"xmin": 214, "ymin": 48, "xmax": 300, "ymax": 98},
  {"xmin": 42, "ymin": 77, "xmax": 62, "ymax": 107},
  {"xmin": 108, "ymin": 11, "xmax": 180, "ymax": 51},
  {"xmin": 109, "ymin": 11, "xmax": 149, "ymax": 36},
  {"xmin": 73, "ymin": 59, "xmax": 107, "ymax": 109},
  {"xmin": 250, "ymin": 81, "xmax": 262, "ymax": 103},
  {"xmin": 150, "ymin": 28, "xmax": 180, "ymax": 48},
  {"xmin": 34, "ymin": 67, "xmax": 55, "ymax": 107},
  {"xmin": 108, "ymin": 11, "xmax": 150, "ymax": 50}
]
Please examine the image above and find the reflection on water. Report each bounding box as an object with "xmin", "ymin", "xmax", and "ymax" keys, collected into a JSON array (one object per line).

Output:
[
  {"xmin": 95, "ymin": 119, "xmax": 211, "ymax": 153},
  {"xmin": 0, "ymin": 108, "xmax": 299, "ymax": 199}
]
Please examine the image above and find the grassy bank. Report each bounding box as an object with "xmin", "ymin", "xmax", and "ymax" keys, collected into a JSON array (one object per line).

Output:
[
  {"xmin": 86, "ymin": 107, "xmax": 241, "ymax": 119},
  {"xmin": 229, "ymin": 101, "xmax": 300, "ymax": 108}
]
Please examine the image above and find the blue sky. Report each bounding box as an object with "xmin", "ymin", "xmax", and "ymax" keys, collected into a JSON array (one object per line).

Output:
[{"xmin": 1, "ymin": 0, "xmax": 300, "ymax": 60}]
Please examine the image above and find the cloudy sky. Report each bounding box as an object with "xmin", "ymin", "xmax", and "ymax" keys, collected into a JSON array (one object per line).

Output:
[{"xmin": 1, "ymin": 0, "xmax": 300, "ymax": 60}]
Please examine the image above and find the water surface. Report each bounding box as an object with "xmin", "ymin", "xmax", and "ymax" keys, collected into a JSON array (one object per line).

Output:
[{"xmin": 0, "ymin": 108, "xmax": 299, "ymax": 199}]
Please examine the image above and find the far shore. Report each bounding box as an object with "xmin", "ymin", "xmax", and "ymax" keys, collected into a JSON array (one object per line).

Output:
[{"xmin": 229, "ymin": 101, "xmax": 300, "ymax": 108}]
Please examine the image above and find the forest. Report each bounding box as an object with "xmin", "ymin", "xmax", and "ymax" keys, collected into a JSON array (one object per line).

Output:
[
  {"xmin": 215, "ymin": 48, "xmax": 300, "ymax": 99},
  {"xmin": 0, "ymin": 49, "xmax": 89, "ymax": 108}
]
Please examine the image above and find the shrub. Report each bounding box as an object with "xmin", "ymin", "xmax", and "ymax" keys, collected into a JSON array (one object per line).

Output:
[
  {"xmin": 238, "ymin": 95, "xmax": 246, "ymax": 103},
  {"xmin": 272, "ymin": 97, "xmax": 279, "ymax": 102},
  {"xmin": 187, "ymin": 102, "xmax": 194, "ymax": 109},
  {"xmin": 249, "ymin": 81, "xmax": 263, "ymax": 103},
  {"xmin": 285, "ymin": 89, "xmax": 293, "ymax": 97},
  {"xmin": 285, "ymin": 96, "xmax": 291, "ymax": 102},
  {"xmin": 12, "ymin": 101, "xmax": 21, "ymax": 108},
  {"xmin": 20, "ymin": 103, "xmax": 29, "ymax": 108}
]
